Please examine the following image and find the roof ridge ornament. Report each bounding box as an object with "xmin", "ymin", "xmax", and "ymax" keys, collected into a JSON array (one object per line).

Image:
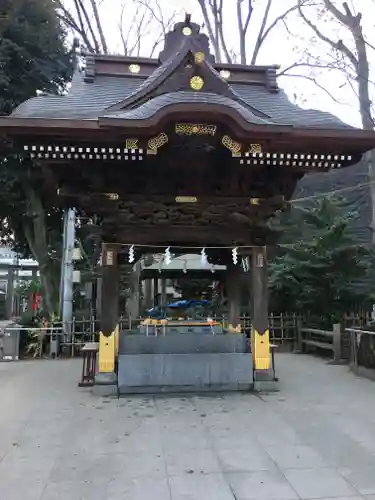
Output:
[{"xmin": 158, "ymin": 16, "xmax": 213, "ymax": 64}]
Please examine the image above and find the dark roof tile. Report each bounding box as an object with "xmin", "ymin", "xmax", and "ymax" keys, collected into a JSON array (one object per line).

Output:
[
  {"xmin": 232, "ymin": 84, "xmax": 353, "ymax": 129},
  {"xmin": 12, "ymin": 73, "xmax": 145, "ymax": 119},
  {"xmin": 102, "ymin": 91, "xmax": 276, "ymax": 125},
  {"xmin": 11, "ymin": 67, "xmax": 353, "ymax": 130}
]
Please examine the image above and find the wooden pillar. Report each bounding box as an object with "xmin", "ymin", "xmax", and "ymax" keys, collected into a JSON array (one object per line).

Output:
[
  {"xmin": 98, "ymin": 244, "xmax": 119, "ymax": 374},
  {"xmin": 161, "ymin": 279, "xmax": 167, "ymax": 306},
  {"xmin": 144, "ymin": 279, "xmax": 153, "ymax": 311},
  {"xmin": 96, "ymin": 277, "xmax": 102, "ymax": 317},
  {"xmin": 251, "ymin": 246, "xmax": 270, "ymax": 371},
  {"xmin": 226, "ymin": 263, "xmax": 241, "ymax": 331},
  {"xmin": 128, "ymin": 261, "xmax": 141, "ymax": 321},
  {"xmin": 153, "ymin": 277, "xmax": 158, "ymax": 306}
]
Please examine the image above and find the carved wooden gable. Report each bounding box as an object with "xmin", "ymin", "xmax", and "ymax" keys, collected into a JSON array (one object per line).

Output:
[{"xmin": 104, "ymin": 15, "xmax": 268, "ymax": 120}]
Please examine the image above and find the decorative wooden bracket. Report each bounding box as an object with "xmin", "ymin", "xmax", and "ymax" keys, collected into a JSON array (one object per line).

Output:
[
  {"xmin": 125, "ymin": 138, "xmax": 139, "ymax": 150},
  {"xmin": 222, "ymin": 135, "xmax": 242, "ymax": 157},
  {"xmin": 175, "ymin": 123, "xmax": 217, "ymax": 136},
  {"xmin": 147, "ymin": 133, "xmax": 169, "ymax": 155},
  {"xmin": 249, "ymin": 143, "xmax": 263, "ymax": 154}
]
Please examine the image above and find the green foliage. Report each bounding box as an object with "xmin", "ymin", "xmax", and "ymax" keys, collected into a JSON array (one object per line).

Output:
[
  {"xmin": 14, "ymin": 277, "xmax": 42, "ymax": 297},
  {"xmin": 269, "ymin": 197, "xmax": 375, "ymax": 326},
  {"xmin": 0, "ymin": 0, "xmax": 74, "ymax": 252},
  {"xmin": 0, "ymin": 0, "xmax": 73, "ymax": 115},
  {"xmin": 0, "ymin": 0, "xmax": 74, "ymax": 314}
]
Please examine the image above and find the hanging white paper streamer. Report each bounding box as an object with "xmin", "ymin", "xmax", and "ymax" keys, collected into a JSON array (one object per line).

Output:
[
  {"xmin": 232, "ymin": 247, "xmax": 238, "ymax": 264},
  {"xmin": 129, "ymin": 245, "xmax": 135, "ymax": 263},
  {"xmin": 201, "ymin": 247, "xmax": 208, "ymax": 267},
  {"xmin": 165, "ymin": 247, "xmax": 172, "ymax": 265}
]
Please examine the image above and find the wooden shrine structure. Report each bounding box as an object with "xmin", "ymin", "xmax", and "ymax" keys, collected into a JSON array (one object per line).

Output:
[{"xmin": 1, "ymin": 15, "xmax": 375, "ymax": 390}]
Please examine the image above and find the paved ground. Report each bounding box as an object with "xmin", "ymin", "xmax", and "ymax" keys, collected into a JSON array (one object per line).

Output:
[{"xmin": 1, "ymin": 354, "xmax": 375, "ymax": 500}]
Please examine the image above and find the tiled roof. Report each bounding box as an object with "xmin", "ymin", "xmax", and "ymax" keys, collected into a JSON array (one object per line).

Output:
[
  {"xmin": 102, "ymin": 91, "xmax": 275, "ymax": 125},
  {"xmin": 11, "ymin": 69, "xmax": 353, "ymax": 130}
]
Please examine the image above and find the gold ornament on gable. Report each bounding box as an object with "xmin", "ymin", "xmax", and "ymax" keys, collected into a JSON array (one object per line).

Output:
[
  {"xmin": 190, "ymin": 76, "xmax": 204, "ymax": 90},
  {"xmin": 194, "ymin": 52, "xmax": 205, "ymax": 64},
  {"xmin": 222, "ymin": 135, "xmax": 242, "ymax": 157},
  {"xmin": 129, "ymin": 64, "xmax": 141, "ymax": 74},
  {"xmin": 147, "ymin": 133, "xmax": 169, "ymax": 155},
  {"xmin": 175, "ymin": 123, "xmax": 217, "ymax": 137},
  {"xmin": 220, "ymin": 69, "xmax": 231, "ymax": 80}
]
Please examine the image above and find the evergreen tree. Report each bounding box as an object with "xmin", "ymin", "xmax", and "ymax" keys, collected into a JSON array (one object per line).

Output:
[
  {"xmin": 269, "ymin": 197, "xmax": 374, "ymax": 326},
  {"xmin": 0, "ymin": 0, "xmax": 74, "ymax": 314}
]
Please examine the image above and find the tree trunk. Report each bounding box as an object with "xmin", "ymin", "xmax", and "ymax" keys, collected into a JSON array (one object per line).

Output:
[
  {"xmin": 22, "ymin": 185, "xmax": 61, "ymax": 317},
  {"xmin": 350, "ymin": 16, "xmax": 375, "ymax": 240}
]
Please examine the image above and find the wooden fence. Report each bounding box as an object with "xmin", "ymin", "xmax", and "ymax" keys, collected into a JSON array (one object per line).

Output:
[
  {"xmin": 12, "ymin": 309, "xmax": 371, "ymax": 358},
  {"xmin": 296, "ymin": 324, "xmax": 345, "ymax": 362}
]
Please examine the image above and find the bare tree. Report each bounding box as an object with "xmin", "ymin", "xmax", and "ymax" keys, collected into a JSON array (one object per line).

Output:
[
  {"xmin": 54, "ymin": 0, "xmax": 106, "ymax": 53},
  {"xmin": 296, "ymin": 0, "xmax": 375, "ymax": 239},
  {"xmin": 119, "ymin": 0, "xmax": 178, "ymax": 57},
  {"xmin": 56, "ymin": 0, "xmax": 178, "ymax": 57},
  {"xmin": 195, "ymin": 0, "xmax": 301, "ymax": 65}
]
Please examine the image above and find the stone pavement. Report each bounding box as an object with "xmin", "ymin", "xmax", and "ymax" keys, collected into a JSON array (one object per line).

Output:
[{"xmin": 1, "ymin": 354, "xmax": 375, "ymax": 500}]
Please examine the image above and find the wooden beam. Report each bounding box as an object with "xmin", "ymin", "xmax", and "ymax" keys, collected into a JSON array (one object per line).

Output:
[
  {"xmin": 141, "ymin": 269, "xmax": 226, "ymax": 279},
  {"xmin": 102, "ymin": 225, "xmax": 279, "ymax": 246}
]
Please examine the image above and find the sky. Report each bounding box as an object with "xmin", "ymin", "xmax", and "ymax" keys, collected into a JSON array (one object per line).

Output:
[{"xmin": 65, "ymin": 0, "xmax": 375, "ymax": 128}]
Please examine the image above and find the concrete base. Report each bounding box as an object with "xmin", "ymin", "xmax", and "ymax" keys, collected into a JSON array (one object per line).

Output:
[
  {"xmin": 253, "ymin": 369, "xmax": 279, "ymax": 393},
  {"xmin": 117, "ymin": 333, "xmax": 253, "ymax": 394},
  {"xmin": 95, "ymin": 372, "xmax": 117, "ymax": 385},
  {"xmin": 118, "ymin": 353, "xmax": 254, "ymax": 394}
]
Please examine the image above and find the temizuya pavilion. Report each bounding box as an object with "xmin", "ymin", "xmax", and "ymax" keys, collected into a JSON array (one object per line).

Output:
[{"xmin": 1, "ymin": 16, "xmax": 375, "ymax": 392}]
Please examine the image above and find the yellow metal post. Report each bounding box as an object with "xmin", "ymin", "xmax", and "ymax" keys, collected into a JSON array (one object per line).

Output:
[
  {"xmin": 98, "ymin": 329, "xmax": 117, "ymax": 373},
  {"xmin": 251, "ymin": 246, "xmax": 270, "ymax": 371},
  {"xmin": 98, "ymin": 244, "xmax": 119, "ymax": 376}
]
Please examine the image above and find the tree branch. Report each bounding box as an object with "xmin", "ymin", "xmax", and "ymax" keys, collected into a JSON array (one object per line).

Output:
[
  {"xmin": 213, "ymin": 0, "xmax": 232, "ymax": 63},
  {"xmin": 297, "ymin": 0, "xmax": 357, "ymax": 70},
  {"xmin": 89, "ymin": 0, "xmax": 108, "ymax": 53},
  {"xmin": 76, "ymin": 0, "xmax": 101, "ymax": 53},
  {"xmin": 255, "ymin": 3, "xmax": 300, "ymax": 58},
  {"xmin": 250, "ymin": 0, "xmax": 272, "ymax": 64},
  {"xmin": 281, "ymin": 73, "xmax": 344, "ymax": 104},
  {"xmin": 277, "ymin": 61, "xmax": 338, "ymax": 77}
]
